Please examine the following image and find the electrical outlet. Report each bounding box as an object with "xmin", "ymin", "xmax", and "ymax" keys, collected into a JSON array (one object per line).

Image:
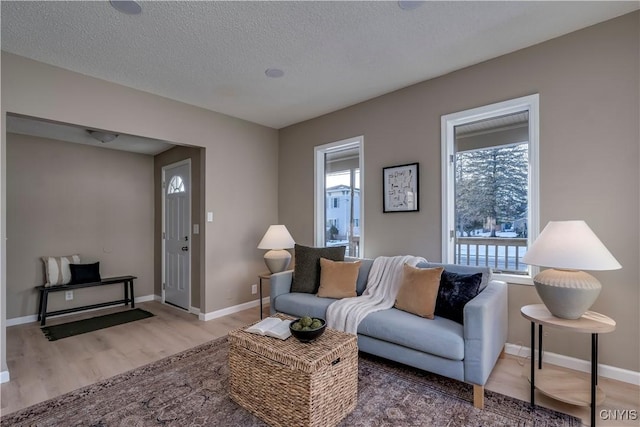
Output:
[
  {"xmin": 251, "ymin": 284, "xmax": 258, "ymax": 295},
  {"xmin": 65, "ymin": 291, "xmax": 73, "ymax": 301}
]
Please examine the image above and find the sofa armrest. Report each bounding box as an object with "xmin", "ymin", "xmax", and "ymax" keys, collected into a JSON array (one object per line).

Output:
[
  {"xmin": 463, "ymin": 279, "xmax": 508, "ymax": 386},
  {"xmin": 269, "ymin": 270, "xmax": 293, "ymax": 315}
]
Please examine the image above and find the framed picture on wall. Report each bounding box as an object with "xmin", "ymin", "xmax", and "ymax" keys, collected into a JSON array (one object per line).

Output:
[{"xmin": 383, "ymin": 163, "xmax": 419, "ymax": 213}]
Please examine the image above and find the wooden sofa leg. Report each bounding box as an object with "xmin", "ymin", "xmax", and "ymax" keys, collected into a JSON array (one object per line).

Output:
[
  {"xmin": 499, "ymin": 345, "xmax": 506, "ymax": 359},
  {"xmin": 473, "ymin": 384, "xmax": 484, "ymax": 409}
]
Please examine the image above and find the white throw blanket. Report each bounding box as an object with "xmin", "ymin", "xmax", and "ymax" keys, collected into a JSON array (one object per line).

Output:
[{"xmin": 326, "ymin": 255, "xmax": 427, "ymax": 334}]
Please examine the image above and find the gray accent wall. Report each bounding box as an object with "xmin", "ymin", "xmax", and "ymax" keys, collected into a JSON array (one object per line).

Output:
[
  {"xmin": 6, "ymin": 133, "xmax": 154, "ymax": 318},
  {"xmin": 278, "ymin": 12, "xmax": 639, "ymax": 372}
]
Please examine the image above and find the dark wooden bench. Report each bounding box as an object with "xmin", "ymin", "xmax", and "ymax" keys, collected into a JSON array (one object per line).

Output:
[{"xmin": 36, "ymin": 275, "xmax": 137, "ymax": 326}]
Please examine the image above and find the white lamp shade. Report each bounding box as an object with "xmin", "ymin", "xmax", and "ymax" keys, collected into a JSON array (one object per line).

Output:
[
  {"xmin": 522, "ymin": 220, "xmax": 621, "ymax": 271},
  {"xmin": 257, "ymin": 225, "xmax": 295, "ymax": 250}
]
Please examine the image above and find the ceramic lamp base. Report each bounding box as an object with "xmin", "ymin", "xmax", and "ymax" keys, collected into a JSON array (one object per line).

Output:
[
  {"xmin": 533, "ymin": 269, "xmax": 601, "ymax": 320},
  {"xmin": 264, "ymin": 249, "xmax": 291, "ymax": 274}
]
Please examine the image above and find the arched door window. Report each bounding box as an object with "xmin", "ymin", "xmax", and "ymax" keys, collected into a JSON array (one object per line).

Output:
[{"xmin": 167, "ymin": 175, "xmax": 185, "ymax": 194}]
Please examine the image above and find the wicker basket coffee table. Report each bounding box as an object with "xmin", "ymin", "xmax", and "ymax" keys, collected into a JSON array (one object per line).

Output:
[{"xmin": 228, "ymin": 314, "xmax": 358, "ymax": 427}]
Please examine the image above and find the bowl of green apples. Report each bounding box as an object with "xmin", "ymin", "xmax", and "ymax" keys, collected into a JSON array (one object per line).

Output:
[{"xmin": 289, "ymin": 316, "xmax": 326, "ymax": 343}]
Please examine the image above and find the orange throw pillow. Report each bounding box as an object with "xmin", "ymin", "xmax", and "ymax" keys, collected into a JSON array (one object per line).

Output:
[
  {"xmin": 317, "ymin": 258, "xmax": 361, "ymax": 298},
  {"xmin": 394, "ymin": 265, "xmax": 444, "ymax": 319}
]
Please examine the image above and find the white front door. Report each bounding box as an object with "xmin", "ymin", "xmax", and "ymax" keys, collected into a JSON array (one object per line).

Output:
[{"xmin": 163, "ymin": 161, "xmax": 191, "ymax": 310}]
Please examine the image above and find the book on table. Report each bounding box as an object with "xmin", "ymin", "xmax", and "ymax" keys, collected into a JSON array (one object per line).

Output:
[{"xmin": 245, "ymin": 317, "xmax": 292, "ymax": 340}]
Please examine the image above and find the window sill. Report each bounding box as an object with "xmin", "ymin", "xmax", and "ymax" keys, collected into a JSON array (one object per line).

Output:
[{"xmin": 494, "ymin": 273, "xmax": 533, "ymax": 286}]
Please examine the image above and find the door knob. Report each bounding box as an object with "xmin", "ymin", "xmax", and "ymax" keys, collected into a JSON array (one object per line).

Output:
[{"xmin": 181, "ymin": 246, "xmax": 189, "ymax": 251}]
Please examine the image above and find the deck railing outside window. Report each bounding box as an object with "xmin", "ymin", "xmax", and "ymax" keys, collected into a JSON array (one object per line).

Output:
[{"xmin": 455, "ymin": 237, "xmax": 528, "ymax": 275}]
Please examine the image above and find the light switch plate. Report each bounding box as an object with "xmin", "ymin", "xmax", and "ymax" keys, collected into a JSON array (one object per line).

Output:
[
  {"xmin": 193, "ymin": 224, "xmax": 199, "ymax": 234},
  {"xmin": 207, "ymin": 212, "xmax": 213, "ymax": 222}
]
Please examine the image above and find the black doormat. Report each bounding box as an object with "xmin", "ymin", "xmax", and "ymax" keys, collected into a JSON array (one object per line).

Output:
[{"xmin": 41, "ymin": 308, "xmax": 154, "ymax": 341}]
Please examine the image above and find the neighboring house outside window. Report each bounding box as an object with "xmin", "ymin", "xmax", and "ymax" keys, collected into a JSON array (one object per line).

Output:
[
  {"xmin": 315, "ymin": 136, "xmax": 364, "ymax": 257},
  {"xmin": 325, "ymin": 185, "xmax": 360, "ymax": 240}
]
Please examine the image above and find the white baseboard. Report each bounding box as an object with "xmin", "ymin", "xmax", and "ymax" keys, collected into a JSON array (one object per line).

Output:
[
  {"xmin": 0, "ymin": 370, "xmax": 9, "ymax": 384},
  {"xmin": 6, "ymin": 314, "xmax": 38, "ymax": 327},
  {"xmin": 153, "ymin": 293, "xmax": 200, "ymax": 316},
  {"xmin": 5, "ymin": 294, "xmax": 157, "ymax": 327},
  {"xmin": 505, "ymin": 342, "xmax": 640, "ymax": 386},
  {"xmin": 199, "ymin": 297, "xmax": 270, "ymax": 321}
]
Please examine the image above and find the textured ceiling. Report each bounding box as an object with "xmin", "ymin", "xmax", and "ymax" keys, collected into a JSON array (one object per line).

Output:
[{"xmin": 1, "ymin": 1, "xmax": 638, "ymax": 129}]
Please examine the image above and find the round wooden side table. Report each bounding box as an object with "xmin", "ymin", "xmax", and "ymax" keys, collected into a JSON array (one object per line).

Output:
[{"xmin": 521, "ymin": 304, "xmax": 615, "ymax": 427}]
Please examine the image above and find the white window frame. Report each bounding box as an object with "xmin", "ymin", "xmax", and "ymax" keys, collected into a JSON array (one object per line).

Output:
[
  {"xmin": 314, "ymin": 136, "xmax": 364, "ymax": 257},
  {"xmin": 441, "ymin": 94, "xmax": 539, "ymax": 285}
]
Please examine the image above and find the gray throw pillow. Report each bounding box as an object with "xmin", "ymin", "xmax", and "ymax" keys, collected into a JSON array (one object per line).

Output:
[{"xmin": 291, "ymin": 244, "xmax": 346, "ymax": 293}]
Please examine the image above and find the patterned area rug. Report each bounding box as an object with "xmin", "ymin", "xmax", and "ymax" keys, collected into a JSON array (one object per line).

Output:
[{"xmin": 1, "ymin": 336, "xmax": 580, "ymax": 426}]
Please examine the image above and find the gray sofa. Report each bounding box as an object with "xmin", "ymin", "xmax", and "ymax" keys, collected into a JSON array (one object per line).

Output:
[{"xmin": 270, "ymin": 257, "xmax": 508, "ymax": 408}]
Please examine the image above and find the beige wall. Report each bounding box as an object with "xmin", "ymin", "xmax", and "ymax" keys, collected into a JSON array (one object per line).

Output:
[
  {"xmin": 154, "ymin": 145, "xmax": 204, "ymax": 309},
  {"xmin": 1, "ymin": 52, "xmax": 279, "ymax": 375},
  {"xmin": 6, "ymin": 133, "xmax": 154, "ymax": 318},
  {"xmin": 279, "ymin": 13, "xmax": 639, "ymax": 371}
]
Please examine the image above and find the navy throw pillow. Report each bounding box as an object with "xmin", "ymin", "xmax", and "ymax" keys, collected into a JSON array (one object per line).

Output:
[
  {"xmin": 435, "ymin": 271, "xmax": 483, "ymax": 324},
  {"xmin": 69, "ymin": 262, "xmax": 101, "ymax": 285},
  {"xmin": 291, "ymin": 244, "xmax": 345, "ymax": 294}
]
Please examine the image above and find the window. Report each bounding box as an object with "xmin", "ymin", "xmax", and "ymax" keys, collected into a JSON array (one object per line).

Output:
[
  {"xmin": 167, "ymin": 175, "xmax": 185, "ymax": 194},
  {"xmin": 315, "ymin": 136, "xmax": 364, "ymax": 257},
  {"xmin": 441, "ymin": 95, "xmax": 539, "ymax": 283}
]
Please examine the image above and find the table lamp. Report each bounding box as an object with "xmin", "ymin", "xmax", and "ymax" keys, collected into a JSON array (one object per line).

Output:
[
  {"xmin": 522, "ymin": 220, "xmax": 621, "ymax": 319},
  {"xmin": 257, "ymin": 225, "xmax": 295, "ymax": 274}
]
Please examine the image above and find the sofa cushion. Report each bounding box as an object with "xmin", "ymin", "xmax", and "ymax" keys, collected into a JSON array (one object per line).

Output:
[
  {"xmin": 273, "ymin": 292, "xmax": 337, "ymax": 319},
  {"xmin": 417, "ymin": 262, "xmax": 492, "ymax": 291},
  {"xmin": 358, "ymin": 308, "xmax": 464, "ymax": 361},
  {"xmin": 394, "ymin": 265, "xmax": 443, "ymax": 319},
  {"xmin": 291, "ymin": 244, "xmax": 346, "ymax": 293},
  {"xmin": 435, "ymin": 271, "xmax": 483, "ymax": 324},
  {"xmin": 317, "ymin": 258, "xmax": 361, "ymax": 298}
]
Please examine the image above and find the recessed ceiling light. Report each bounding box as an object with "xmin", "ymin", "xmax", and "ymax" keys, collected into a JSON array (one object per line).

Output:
[
  {"xmin": 397, "ymin": 1, "xmax": 425, "ymax": 11},
  {"xmin": 110, "ymin": 0, "xmax": 142, "ymax": 15},
  {"xmin": 265, "ymin": 68, "xmax": 284, "ymax": 78}
]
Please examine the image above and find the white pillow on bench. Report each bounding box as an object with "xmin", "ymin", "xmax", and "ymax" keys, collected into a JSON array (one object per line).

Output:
[{"xmin": 42, "ymin": 254, "xmax": 80, "ymax": 286}]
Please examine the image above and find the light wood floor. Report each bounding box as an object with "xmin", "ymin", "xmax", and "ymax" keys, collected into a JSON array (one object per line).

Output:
[{"xmin": 1, "ymin": 301, "xmax": 638, "ymax": 426}]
